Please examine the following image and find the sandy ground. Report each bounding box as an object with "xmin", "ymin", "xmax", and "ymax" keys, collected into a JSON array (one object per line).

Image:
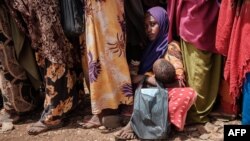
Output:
[
  {"xmin": 0, "ymin": 92, "xmax": 241, "ymax": 141},
  {"xmin": 0, "ymin": 103, "xmax": 241, "ymax": 141}
]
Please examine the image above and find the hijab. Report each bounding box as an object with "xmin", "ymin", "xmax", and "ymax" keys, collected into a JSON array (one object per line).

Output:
[{"xmin": 138, "ymin": 6, "xmax": 168, "ymax": 74}]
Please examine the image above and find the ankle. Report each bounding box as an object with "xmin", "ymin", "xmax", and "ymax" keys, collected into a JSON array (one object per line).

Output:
[{"xmin": 1, "ymin": 109, "xmax": 18, "ymax": 115}]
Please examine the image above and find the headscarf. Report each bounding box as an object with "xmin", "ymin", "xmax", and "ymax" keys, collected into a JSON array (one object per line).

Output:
[{"xmin": 138, "ymin": 6, "xmax": 168, "ymax": 74}]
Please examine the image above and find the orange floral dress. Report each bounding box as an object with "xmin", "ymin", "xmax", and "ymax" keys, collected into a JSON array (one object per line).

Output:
[{"xmin": 81, "ymin": 0, "xmax": 133, "ymax": 114}]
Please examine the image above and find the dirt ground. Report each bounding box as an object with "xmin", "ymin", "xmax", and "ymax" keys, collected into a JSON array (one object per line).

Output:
[
  {"xmin": 0, "ymin": 103, "xmax": 241, "ymax": 141},
  {"xmin": 0, "ymin": 93, "xmax": 241, "ymax": 141}
]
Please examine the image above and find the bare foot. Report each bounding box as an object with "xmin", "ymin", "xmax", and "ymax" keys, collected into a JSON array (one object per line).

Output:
[
  {"xmin": 0, "ymin": 109, "xmax": 19, "ymax": 126},
  {"xmin": 78, "ymin": 114, "xmax": 101, "ymax": 129},
  {"xmin": 114, "ymin": 121, "xmax": 137, "ymax": 140},
  {"xmin": 27, "ymin": 121, "xmax": 63, "ymax": 135}
]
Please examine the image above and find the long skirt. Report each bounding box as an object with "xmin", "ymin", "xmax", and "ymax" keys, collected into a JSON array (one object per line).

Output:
[
  {"xmin": 0, "ymin": 45, "xmax": 36, "ymax": 113},
  {"xmin": 216, "ymin": 0, "xmax": 250, "ymax": 122},
  {"xmin": 81, "ymin": 0, "xmax": 133, "ymax": 114},
  {"xmin": 181, "ymin": 40, "xmax": 222, "ymax": 123},
  {"xmin": 6, "ymin": 0, "xmax": 83, "ymax": 125},
  {"xmin": 0, "ymin": 3, "xmax": 38, "ymax": 113}
]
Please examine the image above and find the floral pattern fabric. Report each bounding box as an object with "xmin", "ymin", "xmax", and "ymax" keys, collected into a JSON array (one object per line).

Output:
[
  {"xmin": 0, "ymin": 4, "xmax": 35, "ymax": 113},
  {"xmin": 6, "ymin": 0, "xmax": 84, "ymax": 125},
  {"xmin": 164, "ymin": 41, "xmax": 185, "ymax": 86},
  {"xmin": 5, "ymin": 0, "xmax": 75, "ymax": 66},
  {"xmin": 81, "ymin": 0, "xmax": 133, "ymax": 114}
]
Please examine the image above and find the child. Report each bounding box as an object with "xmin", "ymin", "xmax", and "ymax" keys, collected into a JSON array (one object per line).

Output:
[
  {"xmin": 153, "ymin": 59, "xmax": 176, "ymax": 84},
  {"xmin": 151, "ymin": 58, "xmax": 179, "ymax": 88},
  {"xmin": 114, "ymin": 6, "xmax": 196, "ymax": 140}
]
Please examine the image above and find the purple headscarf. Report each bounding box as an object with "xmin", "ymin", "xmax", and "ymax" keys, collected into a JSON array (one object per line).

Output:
[{"xmin": 138, "ymin": 6, "xmax": 169, "ymax": 74}]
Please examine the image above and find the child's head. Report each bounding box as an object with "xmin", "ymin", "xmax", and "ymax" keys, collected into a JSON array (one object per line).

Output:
[{"xmin": 153, "ymin": 59, "xmax": 176, "ymax": 84}]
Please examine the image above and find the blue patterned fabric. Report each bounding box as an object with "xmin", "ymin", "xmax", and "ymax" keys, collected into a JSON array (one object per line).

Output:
[{"xmin": 242, "ymin": 73, "xmax": 250, "ymax": 125}]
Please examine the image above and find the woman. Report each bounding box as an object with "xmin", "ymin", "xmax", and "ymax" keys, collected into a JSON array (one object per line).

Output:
[
  {"xmin": 79, "ymin": 0, "xmax": 134, "ymax": 128},
  {"xmin": 168, "ymin": 0, "xmax": 222, "ymax": 124},
  {"xmin": 6, "ymin": 0, "xmax": 83, "ymax": 135},
  {"xmin": 216, "ymin": 0, "xmax": 250, "ymax": 125},
  {"xmin": 0, "ymin": 1, "xmax": 41, "ymax": 126},
  {"xmin": 133, "ymin": 7, "xmax": 185, "ymax": 87},
  {"xmin": 114, "ymin": 7, "xmax": 196, "ymax": 140}
]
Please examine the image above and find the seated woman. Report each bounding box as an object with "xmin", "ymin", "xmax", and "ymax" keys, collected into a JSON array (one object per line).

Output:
[{"xmin": 114, "ymin": 6, "xmax": 196, "ymax": 140}]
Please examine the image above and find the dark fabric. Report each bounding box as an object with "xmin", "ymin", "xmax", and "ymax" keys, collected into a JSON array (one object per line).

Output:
[
  {"xmin": 124, "ymin": 0, "xmax": 146, "ymax": 47},
  {"xmin": 139, "ymin": 7, "xmax": 168, "ymax": 74},
  {"xmin": 6, "ymin": 0, "xmax": 84, "ymax": 125},
  {"xmin": 5, "ymin": 0, "xmax": 76, "ymax": 65},
  {"xmin": 0, "ymin": 3, "xmax": 37, "ymax": 112},
  {"xmin": 10, "ymin": 14, "xmax": 41, "ymax": 90},
  {"xmin": 39, "ymin": 60, "xmax": 83, "ymax": 125},
  {"xmin": 0, "ymin": 91, "xmax": 2, "ymax": 108},
  {"xmin": 0, "ymin": 68, "xmax": 36, "ymax": 112},
  {"xmin": 124, "ymin": 0, "xmax": 146, "ymax": 62},
  {"xmin": 60, "ymin": 0, "xmax": 84, "ymax": 37},
  {"xmin": 142, "ymin": 0, "xmax": 167, "ymax": 12}
]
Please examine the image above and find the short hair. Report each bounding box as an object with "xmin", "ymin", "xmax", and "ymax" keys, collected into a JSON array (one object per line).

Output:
[{"xmin": 153, "ymin": 59, "xmax": 176, "ymax": 84}]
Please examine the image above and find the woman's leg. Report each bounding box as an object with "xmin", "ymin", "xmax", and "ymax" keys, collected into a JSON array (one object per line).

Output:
[
  {"xmin": 80, "ymin": 0, "xmax": 133, "ymax": 129},
  {"xmin": 28, "ymin": 61, "xmax": 79, "ymax": 135},
  {"xmin": 0, "ymin": 23, "xmax": 36, "ymax": 125}
]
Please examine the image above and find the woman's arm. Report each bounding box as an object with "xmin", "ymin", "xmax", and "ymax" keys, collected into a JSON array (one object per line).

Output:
[{"xmin": 132, "ymin": 74, "xmax": 157, "ymax": 86}]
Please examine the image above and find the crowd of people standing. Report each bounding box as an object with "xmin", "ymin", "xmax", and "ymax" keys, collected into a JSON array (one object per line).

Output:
[{"xmin": 0, "ymin": 0, "xmax": 249, "ymax": 140}]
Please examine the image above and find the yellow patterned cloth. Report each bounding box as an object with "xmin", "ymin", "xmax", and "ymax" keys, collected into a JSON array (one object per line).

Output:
[{"xmin": 81, "ymin": 0, "xmax": 133, "ymax": 114}]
